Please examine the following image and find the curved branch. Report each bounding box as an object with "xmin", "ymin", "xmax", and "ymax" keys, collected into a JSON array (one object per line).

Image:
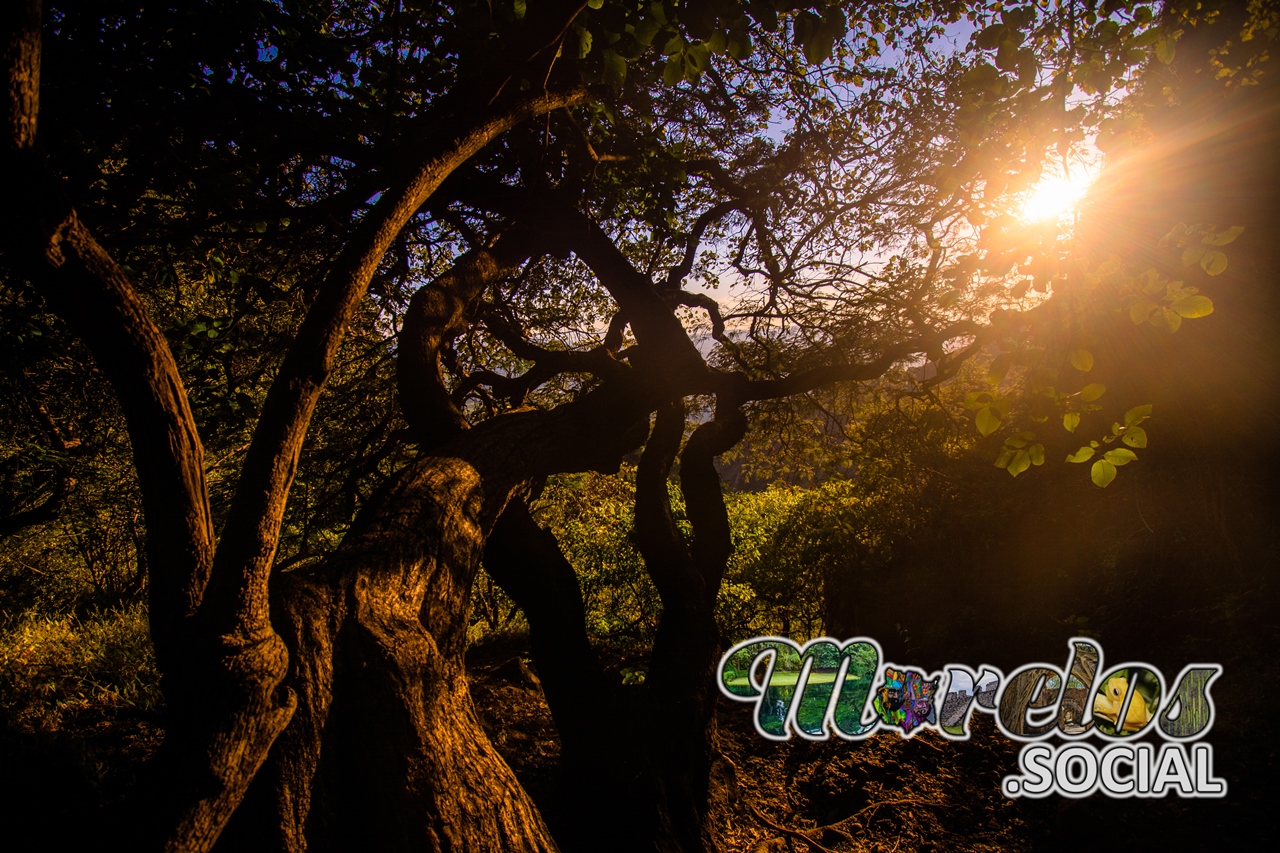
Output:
[
  {"xmin": 3, "ymin": 1, "xmax": 214, "ymax": 643},
  {"xmin": 453, "ymin": 182, "xmax": 707, "ymax": 377},
  {"xmin": 679, "ymin": 405, "xmax": 748, "ymax": 604},
  {"xmin": 482, "ymin": 500, "xmax": 614, "ymax": 761},
  {"xmin": 397, "ymin": 232, "xmax": 534, "ymax": 448},
  {"xmin": 208, "ymin": 84, "xmax": 590, "ymax": 633},
  {"xmin": 481, "ymin": 309, "xmax": 632, "ymax": 383},
  {"xmin": 0, "ymin": 470, "xmax": 71, "ymax": 541},
  {"xmin": 663, "ymin": 200, "xmax": 739, "ymax": 290},
  {"xmin": 633, "ymin": 398, "xmax": 694, "ymax": 602},
  {"xmin": 731, "ymin": 320, "xmax": 984, "ymax": 401}
]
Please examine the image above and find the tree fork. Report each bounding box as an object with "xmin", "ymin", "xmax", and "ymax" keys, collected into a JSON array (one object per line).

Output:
[
  {"xmin": 483, "ymin": 500, "xmax": 664, "ymax": 853},
  {"xmin": 223, "ymin": 387, "xmax": 653, "ymax": 852}
]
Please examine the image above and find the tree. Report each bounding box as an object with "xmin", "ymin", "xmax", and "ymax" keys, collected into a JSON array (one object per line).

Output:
[{"xmin": 1, "ymin": 1, "xmax": 1261, "ymax": 851}]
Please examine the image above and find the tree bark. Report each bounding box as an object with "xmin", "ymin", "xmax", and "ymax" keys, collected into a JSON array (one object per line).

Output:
[
  {"xmin": 220, "ymin": 387, "xmax": 652, "ymax": 852},
  {"xmin": 4, "ymin": 4, "xmax": 600, "ymax": 849},
  {"xmin": 478, "ymin": 402, "xmax": 747, "ymax": 853}
]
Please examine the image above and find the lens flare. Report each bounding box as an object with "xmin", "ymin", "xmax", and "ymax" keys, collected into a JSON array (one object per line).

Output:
[{"xmin": 1019, "ymin": 172, "xmax": 1094, "ymax": 223}]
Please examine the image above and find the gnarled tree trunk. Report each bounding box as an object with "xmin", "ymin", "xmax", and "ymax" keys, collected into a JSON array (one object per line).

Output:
[{"xmin": 218, "ymin": 388, "xmax": 652, "ymax": 852}]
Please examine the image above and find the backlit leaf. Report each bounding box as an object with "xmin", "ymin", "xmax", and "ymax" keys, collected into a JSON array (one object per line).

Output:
[
  {"xmin": 1104, "ymin": 448, "xmax": 1138, "ymax": 466},
  {"xmin": 1066, "ymin": 446, "xmax": 1096, "ymax": 463},
  {"xmin": 1203, "ymin": 225, "xmax": 1244, "ymax": 245},
  {"xmin": 976, "ymin": 406, "xmax": 1001, "ymax": 437},
  {"xmin": 1070, "ymin": 349, "xmax": 1094, "ymax": 372},
  {"xmin": 1124, "ymin": 404, "xmax": 1152, "ymax": 426},
  {"xmin": 1122, "ymin": 426, "xmax": 1148, "ymax": 448},
  {"xmin": 1007, "ymin": 449, "xmax": 1031, "ymax": 476},
  {"xmin": 1199, "ymin": 250, "xmax": 1228, "ymax": 276},
  {"xmin": 1130, "ymin": 301, "xmax": 1157, "ymax": 324},
  {"xmin": 601, "ymin": 49, "xmax": 626, "ymax": 87}
]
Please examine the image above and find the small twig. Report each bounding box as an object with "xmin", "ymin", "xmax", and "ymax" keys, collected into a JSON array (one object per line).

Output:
[
  {"xmin": 1136, "ymin": 499, "xmax": 1154, "ymax": 533},
  {"xmin": 747, "ymin": 803, "xmax": 842, "ymax": 853},
  {"xmin": 846, "ymin": 797, "xmax": 931, "ymax": 830}
]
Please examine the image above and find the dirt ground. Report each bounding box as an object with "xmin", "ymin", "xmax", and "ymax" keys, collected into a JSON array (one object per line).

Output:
[
  {"xmin": 0, "ymin": 641, "xmax": 1266, "ymax": 851},
  {"xmin": 467, "ymin": 647, "xmax": 1268, "ymax": 853}
]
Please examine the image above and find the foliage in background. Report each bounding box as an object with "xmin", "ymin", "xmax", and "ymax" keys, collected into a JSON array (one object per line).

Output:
[{"xmin": 0, "ymin": 603, "xmax": 160, "ymax": 733}]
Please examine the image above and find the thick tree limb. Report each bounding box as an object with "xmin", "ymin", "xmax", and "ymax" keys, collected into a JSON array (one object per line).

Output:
[
  {"xmin": 679, "ymin": 405, "xmax": 748, "ymax": 601},
  {"xmin": 207, "ymin": 83, "xmax": 590, "ymax": 637},
  {"xmin": 3, "ymin": 0, "xmax": 215, "ymax": 648},
  {"xmin": 397, "ymin": 232, "xmax": 534, "ymax": 448},
  {"xmin": 634, "ymin": 398, "xmax": 695, "ymax": 601},
  {"xmin": 451, "ymin": 182, "xmax": 708, "ymax": 379},
  {"xmin": 3, "ymin": 8, "xmax": 296, "ymax": 852},
  {"xmin": 483, "ymin": 500, "xmax": 614, "ymax": 758},
  {"xmin": 663, "ymin": 200, "xmax": 739, "ymax": 290},
  {"xmin": 0, "ymin": 471, "xmax": 71, "ymax": 541}
]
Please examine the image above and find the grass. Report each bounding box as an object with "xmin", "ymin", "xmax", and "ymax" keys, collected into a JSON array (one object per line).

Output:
[{"xmin": 0, "ymin": 602, "xmax": 161, "ymax": 732}]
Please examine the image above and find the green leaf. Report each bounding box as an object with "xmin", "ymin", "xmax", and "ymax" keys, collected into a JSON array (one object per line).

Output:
[
  {"xmin": 1104, "ymin": 448, "xmax": 1138, "ymax": 466},
  {"xmin": 726, "ymin": 29, "xmax": 753, "ymax": 60},
  {"xmin": 1029, "ymin": 444, "xmax": 1045, "ymax": 466},
  {"xmin": 1066, "ymin": 446, "xmax": 1096, "ymax": 463},
  {"xmin": 633, "ymin": 18, "xmax": 661, "ymax": 46},
  {"xmin": 1203, "ymin": 225, "xmax": 1245, "ymax": 246},
  {"xmin": 663, "ymin": 53, "xmax": 684, "ymax": 85},
  {"xmin": 601, "ymin": 49, "xmax": 626, "ymax": 87},
  {"xmin": 1128, "ymin": 29, "xmax": 1163, "ymax": 48},
  {"xmin": 1129, "ymin": 301, "xmax": 1157, "ymax": 324},
  {"xmin": 1070, "ymin": 349, "xmax": 1094, "ymax": 372},
  {"xmin": 1007, "ymin": 449, "xmax": 1031, "ymax": 476},
  {"xmin": 1124, "ymin": 404, "xmax": 1152, "ymax": 426},
  {"xmin": 964, "ymin": 390, "xmax": 995, "ymax": 410},
  {"xmin": 578, "ymin": 28, "xmax": 593, "ymax": 58},
  {"xmin": 1122, "ymin": 426, "xmax": 1148, "ymax": 448},
  {"xmin": 1153, "ymin": 306, "xmax": 1183, "ymax": 332},
  {"xmin": 587, "ymin": 0, "xmax": 604, "ymax": 7},
  {"xmin": 1080, "ymin": 383, "xmax": 1106, "ymax": 402},
  {"xmin": 1137, "ymin": 268, "xmax": 1164, "ymax": 295},
  {"xmin": 987, "ymin": 353, "xmax": 1014, "ymax": 384},
  {"xmin": 1199, "ymin": 250, "xmax": 1228, "ymax": 276},
  {"xmin": 513, "ymin": 0, "xmax": 526, "ymax": 20},
  {"xmin": 686, "ymin": 42, "xmax": 711, "ymax": 75},
  {"xmin": 960, "ymin": 62, "xmax": 1002, "ymax": 95},
  {"xmin": 1171, "ymin": 293, "xmax": 1214, "ymax": 318},
  {"xmin": 1063, "ymin": 412, "xmax": 1080, "ymax": 433},
  {"xmin": 1155, "ymin": 37, "xmax": 1176, "ymax": 65},
  {"xmin": 995, "ymin": 448, "xmax": 1016, "ymax": 469},
  {"xmin": 976, "ymin": 406, "xmax": 1001, "ymax": 437},
  {"xmin": 1091, "ymin": 459, "xmax": 1117, "ymax": 487},
  {"xmin": 974, "ymin": 23, "xmax": 1008, "ymax": 49}
]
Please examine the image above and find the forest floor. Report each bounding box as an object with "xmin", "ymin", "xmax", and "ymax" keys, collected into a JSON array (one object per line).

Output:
[
  {"xmin": 466, "ymin": 642, "xmax": 1268, "ymax": 853},
  {"xmin": 0, "ymin": 629, "xmax": 1268, "ymax": 851}
]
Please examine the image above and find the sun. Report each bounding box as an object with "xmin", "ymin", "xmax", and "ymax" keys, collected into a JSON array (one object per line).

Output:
[{"xmin": 1019, "ymin": 172, "xmax": 1094, "ymax": 223}]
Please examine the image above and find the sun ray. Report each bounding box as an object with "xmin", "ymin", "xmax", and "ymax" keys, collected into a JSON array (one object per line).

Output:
[{"xmin": 1019, "ymin": 169, "xmax": 1096, "ymax": 223}]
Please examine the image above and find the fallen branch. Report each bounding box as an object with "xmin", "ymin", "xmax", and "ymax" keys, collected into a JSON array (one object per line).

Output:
[{"xmin": 747, "ymin": 803, "xmax": 842, "ymax": 853}]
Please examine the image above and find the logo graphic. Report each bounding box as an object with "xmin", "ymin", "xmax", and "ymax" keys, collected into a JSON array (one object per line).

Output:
[{"xmin": 718, "ymin": 636, "xmax": 1225, "ymax": 799}]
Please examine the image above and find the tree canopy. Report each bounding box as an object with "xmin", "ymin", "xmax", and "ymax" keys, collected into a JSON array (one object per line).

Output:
[{"xmin": 2, "ymin": 1, "xmax": 1275, "ymax": 851}]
